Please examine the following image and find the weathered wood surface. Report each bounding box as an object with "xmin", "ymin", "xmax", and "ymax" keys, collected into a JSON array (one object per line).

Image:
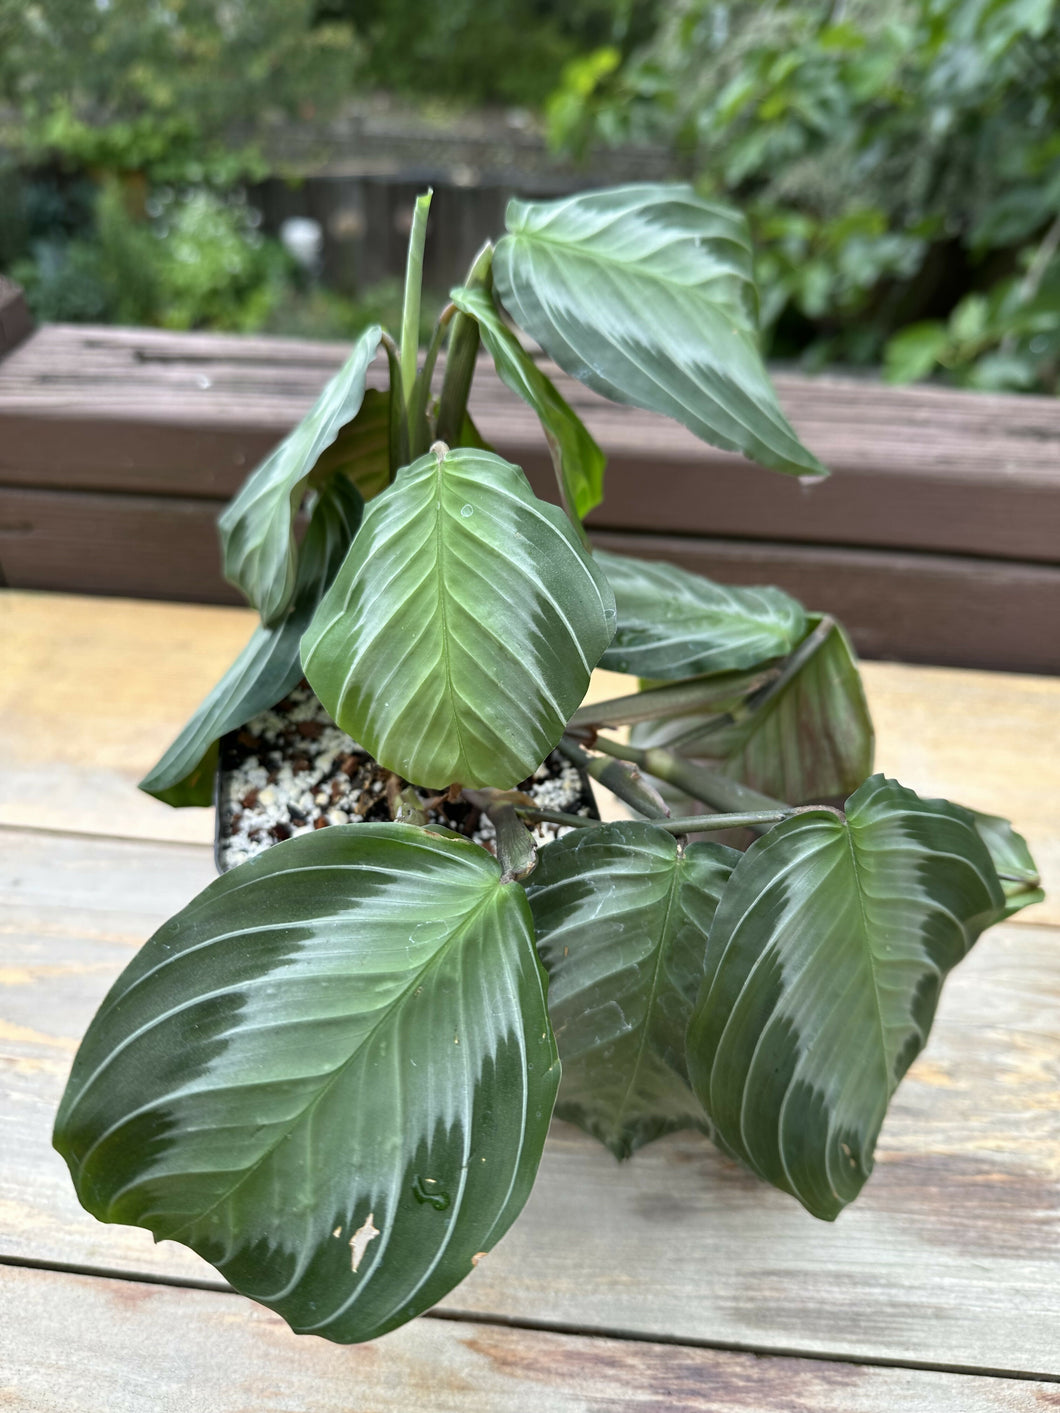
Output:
[
  {"xmin": 2, "ymin": 323, "xmax": 1059, "ymax": 669},
  {"xmin": 4, "ymin": 592, "xmax": 1054, "ymax": 921},
  {"xmin": 2, "ymin": 590, "xmax": 1058, "ymax": 1402},
  {"xmin": 0, "ymin": 276, "xmax": 32, "ymax": 359},
  {"xmin": 9, "ymin": 1268, "xmax": 1057, "ymax": 1413}
]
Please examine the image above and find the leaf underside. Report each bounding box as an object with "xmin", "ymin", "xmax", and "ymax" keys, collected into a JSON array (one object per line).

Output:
[
  {"xmin": 219, "ymin": 325, "xmax": 382, "ymax": 624},
  {"xmin": 634, "ymin": 617, "xmax": 874, "ymax": 804},
  {"xmin": 140, "ymin": 478, "xmax": 363, "ymax": 805},
  {"xmin": 54, "ymin": 825, "xmax": 560, "ymax": 1344},
  {"xmin": 494, "ymin": 184, "xmax": 826, "ymax": 479},
  {"xmin": 597, "ymin": 550, "xmax": 807, "ymax": 679},
  {"xmin": 301, "ymin": 445, "xmax": 616, "ymax": 789},
  {"xmin": 527, "ymin": 822, "xmax": 738, "ymax": 1158},
  {"xmin": 687, "ymin": 774, "xmax": 1005, "ymax": 1220}
]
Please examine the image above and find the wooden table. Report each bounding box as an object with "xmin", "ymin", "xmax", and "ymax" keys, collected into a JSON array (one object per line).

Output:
[{"xmin": 3, "ymin": 589, "xmax": 1059, "ymax": 1410}]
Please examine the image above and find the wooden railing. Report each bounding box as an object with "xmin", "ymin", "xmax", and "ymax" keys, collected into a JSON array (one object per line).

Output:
[{"xmin": 1, "ymin": 291, "xmax": 1058, "ymax": 673}]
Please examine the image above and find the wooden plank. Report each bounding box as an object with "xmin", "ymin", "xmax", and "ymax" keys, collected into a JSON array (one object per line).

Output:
[
  {"xmin": 1, "ymin": 325, "xmax": 1058, "ymax": 563},
  {"xmin": 7, "ymin": 1267, "xmax": 1055, "ymax": 1413},
  {"xmin": 2, "ymin": 826, "xmax": 1058, "ymax": 1375},
  {"xmin": 0, "ymin": 277, "xmax": 33, "ymax": 359},
  {"xmin": 3, "ymin": 489, "xmax": 1058, "ymax": 670},
  {"xmin": 1, "ymin": 591, "xmax": 1055, "ymax": 920},
  {"xmin": 591, "ymin": 531, "xmax": 1060, "ymax": 675}
]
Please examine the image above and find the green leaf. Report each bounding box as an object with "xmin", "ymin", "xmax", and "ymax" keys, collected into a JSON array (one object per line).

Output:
[
  {"xmin": 54, "ymin": 824, "xmax": 560, "ymax": 1344},
  {"xmin": 451, "ymin": 283, "xmax": 606, "ymax": 520},
  {"xmin": 883, "ymin": 321, "xmax": 949, "ymax": 384},
  {"xmin": 308, "ymin": 387, "xmax": 391, "ymax": 503},
  {"xmin": 219, "ymin": 325, "xmax": 382, "ymax": 624},
  {"xmin": 965, "ymin": 808, "xmax": 1044, "ymax": 918},
  {"xmin": 596, "ymin": 550, "xmax": 807, "ymax": 678},
  {"xmin": 494, "ymin": 184, "xmax": 826, "ymax": 479},
  {"xmin": 527, "ymin": 822, "xmax": 737, "ymax": 1158},
  {"xmin": 687, "ymin": 775, "xmax": 1006, "ymax": 1220},
  {"xmin": 302, "ymin": 445, "xmax": 616, "ymax": 790},
  {"xmin": 633, "ymin": 617, "xmax": 874, "ymax": 803},
  {"xmin": 139, "ymin": 477, "xmax": 364, "ymax": 806}
]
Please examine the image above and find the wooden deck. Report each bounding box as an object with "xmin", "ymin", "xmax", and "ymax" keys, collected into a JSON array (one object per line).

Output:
[{"xmin": 2, "ymin": 588, "xmax": 1058, "ymax": 1409}]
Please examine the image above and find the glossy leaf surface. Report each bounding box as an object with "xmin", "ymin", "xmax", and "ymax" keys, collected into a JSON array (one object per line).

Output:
[
  {"xmin": 451, "ymin": 283, "xmax": 606, "ymax": 519},
  {"xmin": 967, "ymin": 808, "xmax": 1044, "ymax": 918},
  {"xmin": 219, "ymin": 325, "xmax": 381, "ymax": 624},
  {"xmin": 633, "ymin": 618, "xmax": 874, "ymax": 803},
  {"xmin": 687, "ymin": 775, "xmax": 1005, "ymax": 1220},
  {"xmin": 302, "ymin": 445, "xmax": 616, "ymax": 789},
  {"xmin": 494, "ymin": 184, "xmax": 825, "ymax": 478},
  {"xmin": 527, "ymin": 822, "xmax": 737, "ymax": 1158},
  {"xmin": 54, "ymin": 825, "xmax": 559, "ymax": 1344},
  {"xmin": 140, "ymin": 478, "xmax": 364, "ymax": 806},
  {"xmin": 597, "ymin": 550, "xmax": 806, "ymax": 678}
]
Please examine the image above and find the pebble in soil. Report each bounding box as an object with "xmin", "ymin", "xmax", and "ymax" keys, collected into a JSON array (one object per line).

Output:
[{"xmin": 217, "ymin": 682, "xmax": 595, "ymax": 872}]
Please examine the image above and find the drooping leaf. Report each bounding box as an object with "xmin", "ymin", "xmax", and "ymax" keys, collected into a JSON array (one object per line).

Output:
[
  {"xmin": 686, "ymin": 774, "xmax": 1006, "ymax": 1220},
  {"xmin": 451, "ymin": 283, "xmax": 606, "ymax": 520},
  {"xmin": 308, "ymin": 386, "xmax": 391, "ymax": 503},
  {"xmin": 494, "ymin": 184, "xmax": 826, "ymax": 479},
  {"xmin": 301, "ymin": 445, "xmax": 616, "ymax": 790},
  {"xmin": 597, "ymin": 550, "xmax": 806, "ymax": 678},
  {"xmin": 219, "ymin": 325, "xmax": 382, "ymax": 624},
  {"xmin": 633, "ymin": 617, "xmax": 874, "ymax": 803},
  {"xmin": 139, "ymin": 477, "xmax": 364, "ymax": 806},
  {"xmin": 965, "ymin": 808, "xmax": 1044, "ymax": 918},
  {"xmin": 54, "ymin": 824, "xmax": 560, "ymax": 1344},
  {"xmin": 527, "ymin": 822, "xmax": 737, "ymax": 1158}
]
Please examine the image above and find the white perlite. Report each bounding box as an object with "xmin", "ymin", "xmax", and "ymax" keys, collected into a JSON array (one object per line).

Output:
[{"xmin": 217, "ymin": 684, "xmax": 594, "ymax": 871}]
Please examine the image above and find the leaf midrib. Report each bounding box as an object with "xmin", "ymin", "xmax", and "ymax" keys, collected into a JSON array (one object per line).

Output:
[{"xmin": 159, "ymin": 882, "xmax": 503, "ymax": 1245}]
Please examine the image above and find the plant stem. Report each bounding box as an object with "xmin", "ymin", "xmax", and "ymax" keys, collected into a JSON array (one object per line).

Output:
[
  {"xmin": 557, "ymin": 737, "xmax": 670, "ymax": 818},
  {"xmin": 436, "ymin": 241, "xmax": 493, "ymax": 445},
  {"xmin": 515, "ymin": 805, "xmax": 792, "ymax": 834},
  {"xmin": 400, "ymin": 190, "xmax": 433, "ymax": 412},
  {"xmin": 567, "ymin": 665, "xmax": 776, "ymax": 731},
  {"xmin": 408, "ymin": 302, "xmax": 456, "ymax": 458},
  {"xmin": 576, "ymin": 732, "xmax": 788, "ymax": 828},
  {"xmin": 380, "ymin": 332, "xmax": 409, "ymax": 476}
]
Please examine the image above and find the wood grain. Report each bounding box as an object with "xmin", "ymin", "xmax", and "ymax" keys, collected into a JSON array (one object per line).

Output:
[
  {"xmin": 2, "ymin": 826, "xmax": 1057, "ymax": 1376},
  {"xmin": 1, "ymin": 324, "xmax": 1058, "ymax": 561},
  {"xmin": 7, "ymin": 1266, "xmax": 1056, "ymax": 1413},
  {"xmin": 0, "ymin": 277, "xmax": 32, "ymax": 359},
  {"xmin": 4, "ymin": 488, "xmax": 1058, "ymax": 669},
  {"xmin": 1, "ymin": 591, "xmax": 1054, "ymax": 921}
]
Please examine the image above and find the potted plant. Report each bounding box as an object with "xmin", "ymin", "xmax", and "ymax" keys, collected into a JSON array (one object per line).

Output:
[{"xmin": 53, "ymin": 184, "xmax": 1042, "ymax": 1345}]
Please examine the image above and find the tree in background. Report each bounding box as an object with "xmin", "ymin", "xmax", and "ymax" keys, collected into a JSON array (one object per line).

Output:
[{"xmin": 547, "ymin": 0, "xmax": 1060, "ymax": 391}]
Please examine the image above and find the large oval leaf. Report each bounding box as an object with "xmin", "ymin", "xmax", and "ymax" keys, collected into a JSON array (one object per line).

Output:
[
  {"xmin": 597, "ymin": 550, "xmax": 806, "ymax": 678},
  {"xmin": 633, "ymin": 617, "xmax": 874, "ymax": 803},
  {"xmin": 219, "ymin": 325, "xmax": 381, "ymax": 624},
  {"xmin": 54, "ymin": 824, "xmax": 560, "ymax": 1344},
  {"xmin": 140, "ymin": 477, "xmax": 364, "ymax": 806},
  {"xmin": 527, "ymin": 822, "xmax": 738, "ymax": 1158},
  {"xmin": 686, "ymin": 775, "xmax": 1005, "ymax": 1220},
  {"xmin": 451, "ymin": 282, "xmax": 606, "ymax": 520},
  {"xmin": 494, "ymin": 184, "xmax": 826, "ymax": 479},
  {"xmin": 302, "ymin": 445, "xmax": 616, "ymax": 790}
]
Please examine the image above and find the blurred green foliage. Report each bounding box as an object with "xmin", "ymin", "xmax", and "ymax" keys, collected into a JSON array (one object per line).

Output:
[
  {"xmin": 0, "ymin": 0, "xmax": 358, "ymax": 182},
  {"xmin": 314, "ymin": 0, "xmax": 656, "ymax": 107},
  {"xmin": 547, "ymin": 0, "xmax": 1060, "ymax": 391}
]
